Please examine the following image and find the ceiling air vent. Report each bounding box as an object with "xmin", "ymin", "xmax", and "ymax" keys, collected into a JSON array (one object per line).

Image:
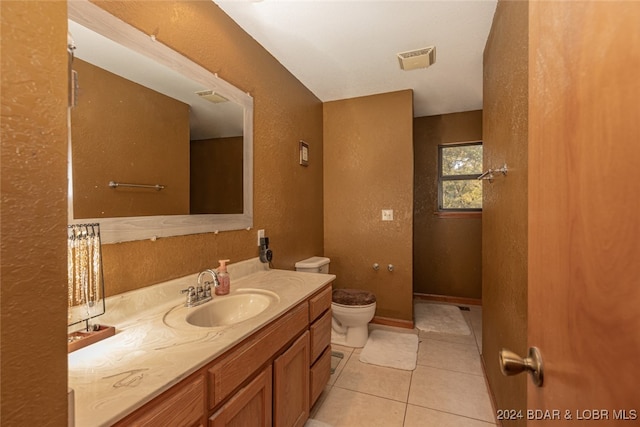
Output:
[
  {"xmin": 397, "ymin": 46, "xmax": 436, "ymax": 71},
  {"xmin": 195, "ymin": 89, "xmax": 229, "ymax": 103}
]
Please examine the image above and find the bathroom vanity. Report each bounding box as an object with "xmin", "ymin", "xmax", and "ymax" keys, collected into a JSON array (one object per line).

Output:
[{"xmin": 68, "ymin": 259, "xmax": 334, "ymax": 426}]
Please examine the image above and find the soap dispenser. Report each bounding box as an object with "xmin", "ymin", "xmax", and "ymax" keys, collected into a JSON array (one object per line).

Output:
[{"xmin": 215, "ymin": 259, "xmax": 231, "ymax": 296}]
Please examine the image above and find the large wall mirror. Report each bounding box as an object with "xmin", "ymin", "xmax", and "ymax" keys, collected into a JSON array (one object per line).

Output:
[{"xmin": 68, "ymin": 1, "xmax": 253, "ymax": 244}]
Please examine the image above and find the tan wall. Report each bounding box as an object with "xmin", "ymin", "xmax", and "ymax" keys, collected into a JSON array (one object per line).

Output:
[
  {"xmin": 1, "ymin": 1, "xmax": 324, "ymax": 421},
  {"xmin": 482, "ymin": 1, "xmax": 529, "ymax": 423},
  {"xmin": 413, "ymin": 111, "xmax": 483, "ymax": 299},
  {"xmin": 324, "ymin": 91, "xmax": 414, "ymax": 322},
  {"xmin": 190, "ymin": 136, "xmax": 243, "ymax": 214},
  {"xmin": 72, "ymin": 59, "xmax": 190, "ymax": 218},
  {"xmin": 91, "ymin": 1, "xmax": 324, "ymax": 296},
  {"xmin": 0, "ymin": 1, "xmax": 69, "ymax": 425}
]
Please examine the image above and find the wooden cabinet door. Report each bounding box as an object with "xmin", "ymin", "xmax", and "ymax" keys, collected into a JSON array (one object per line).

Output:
[
  {"xmin": 209, "ymin": 366, "xmax": 272, "ymax": 427},
  {"xmin": 273, "ymin": 332, "xmax": 310, "ymax": 427}
]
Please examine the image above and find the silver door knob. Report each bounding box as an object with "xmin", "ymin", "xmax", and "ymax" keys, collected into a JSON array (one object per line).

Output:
[{"xmin": 499, "ymin": 347, "xmax": 544, "ymax": 387}]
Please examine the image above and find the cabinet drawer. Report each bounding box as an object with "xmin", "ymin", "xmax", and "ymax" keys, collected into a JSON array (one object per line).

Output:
[
  {"xmin": 309, "ymin": 310, "xmax": 331, "ymax": 364},
  {"xmin": 208, "ymin": 303, "xmax": 308, "ymax": 409},
  {"xmin": 309, "ymin": 347, "xmax": 331, "ymax": 408},
  {"xmin": 115, "ymin": 374, "xmax": 205, "ymax": 427},
  {"xmin": 308, "ymin": 285, "xmax": 332, "ymax": 323}
]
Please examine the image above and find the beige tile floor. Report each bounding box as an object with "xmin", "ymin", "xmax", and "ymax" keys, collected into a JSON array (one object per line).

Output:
[{"xmin": 307, "ymin": 305, "xmax": 497, "ymax": 427}]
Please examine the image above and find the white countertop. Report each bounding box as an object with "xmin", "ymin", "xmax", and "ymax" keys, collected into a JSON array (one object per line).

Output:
[{"xmin": 68, "ymin": 258, "xmax": 335, "ymax": 427}]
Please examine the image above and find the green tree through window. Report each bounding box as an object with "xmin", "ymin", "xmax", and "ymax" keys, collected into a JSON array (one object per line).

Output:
[{"xmin": 438, "ymin": 142, "xmax": 483, "ymax": 210}]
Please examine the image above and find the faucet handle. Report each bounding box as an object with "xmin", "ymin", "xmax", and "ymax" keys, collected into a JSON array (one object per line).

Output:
[
  {"xmin": 203, "ymin": 281, "xmax": 212, "ymax": 297},
  {"xmin": 181, "ymin": 286, "xmax": 195, "ymax": 295},
  {"xmin": 180, "ymin": 286, "xmax": 196, "ymax": 306}
]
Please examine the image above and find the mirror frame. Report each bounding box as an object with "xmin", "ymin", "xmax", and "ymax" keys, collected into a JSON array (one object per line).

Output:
[{"xmin": 68, "ymin": 1, "xmax": 253, "ymax": 244}]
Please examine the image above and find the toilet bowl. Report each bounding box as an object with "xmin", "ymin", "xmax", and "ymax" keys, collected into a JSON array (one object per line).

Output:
[
  {"xmin": 331, "ymin": 289, "xmax": 376, "ymax": 348},
  {"xmin": 295, "ymin": 257, "xmax": 377, "ymax": 348}
]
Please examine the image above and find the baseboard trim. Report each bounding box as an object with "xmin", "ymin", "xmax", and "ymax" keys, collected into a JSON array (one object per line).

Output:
[
  {"xmin": 413, "ymin": 292, "xmax": 482, "ymax": 306},
  {"xmin": 371, "ymin": 316, "xmax": 414, "ymax": 329},
  {"xmin": 480, "ymin": 353, "xmax": 502, "ymax": 427}
]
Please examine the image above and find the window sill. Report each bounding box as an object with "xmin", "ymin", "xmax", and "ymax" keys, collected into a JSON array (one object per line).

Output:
[{"xmin": 434, "ymin": 211, "xmax": 482, "ymax": 219}]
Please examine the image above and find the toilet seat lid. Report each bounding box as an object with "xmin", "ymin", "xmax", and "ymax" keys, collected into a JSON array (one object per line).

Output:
[{"xmin": 332, "ymin": 289, "xmax": 376, "ymax": 306}]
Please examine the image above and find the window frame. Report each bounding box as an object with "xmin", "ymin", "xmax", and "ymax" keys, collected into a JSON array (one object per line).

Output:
[{"xmin": 437, "ymin": 141, "xmax": 483, "ymax": 213}]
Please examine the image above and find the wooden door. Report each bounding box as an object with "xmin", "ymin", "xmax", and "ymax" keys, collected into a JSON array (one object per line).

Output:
[
  {"xmin": 273, "ymin": 331, "xmax": 310, "ymax": 427},
  {"xmin": 209, "ymin": 366, "xmax": 272, "ymax": 427},
  {"xmin": 528, "ymin": 1, "xmax": 640, "ymax": 424}
]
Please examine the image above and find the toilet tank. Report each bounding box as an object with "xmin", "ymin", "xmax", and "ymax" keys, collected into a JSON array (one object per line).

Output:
[{"xmin": 295, "ymin": 256, "xmax": 330, "ymax": 274}]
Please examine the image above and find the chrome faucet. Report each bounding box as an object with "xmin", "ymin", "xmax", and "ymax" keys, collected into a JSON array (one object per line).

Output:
[
  {"xmin": 180, "ymin": 269, "xmax": 219, "ymax": 307},
  {"xmin": 198, "ymin": 269, "xmax": 219, "ymax": 299}
]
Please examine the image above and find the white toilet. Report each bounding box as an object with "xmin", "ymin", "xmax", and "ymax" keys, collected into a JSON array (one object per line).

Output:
[{"xmin": 295, "ymin": 256, "xmax": 376, "ymax": 348}]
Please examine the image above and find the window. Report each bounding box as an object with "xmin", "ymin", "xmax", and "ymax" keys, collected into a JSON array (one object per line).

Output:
[{"xmin": 438, "ymin": 142, "xmax": 483, "ymax": 211}]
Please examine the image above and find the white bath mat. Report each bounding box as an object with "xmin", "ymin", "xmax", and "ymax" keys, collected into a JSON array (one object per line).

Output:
[
  {"xmin": 359, "ymin": 329, "xmax": 418, "ymax": 371},
  {"xmin": 414, "ymin": 303, "xmax": 471, "ymax": 335}
]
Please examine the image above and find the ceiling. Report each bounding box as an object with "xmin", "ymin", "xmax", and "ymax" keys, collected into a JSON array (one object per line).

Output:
[{"xmin": 215, "ymin": 0, "xmax": 497, "ymax": 118}]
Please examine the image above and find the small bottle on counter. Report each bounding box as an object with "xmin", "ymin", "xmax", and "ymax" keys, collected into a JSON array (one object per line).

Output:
[{"xmin": 215, "ymin": 259, "xmax": 231, "ymax": 295}]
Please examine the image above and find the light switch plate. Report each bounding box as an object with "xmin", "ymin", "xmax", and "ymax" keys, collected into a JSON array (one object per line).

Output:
[{"xmin": 382, "ymin": 209, "xmax": 394, "ymax": 221}]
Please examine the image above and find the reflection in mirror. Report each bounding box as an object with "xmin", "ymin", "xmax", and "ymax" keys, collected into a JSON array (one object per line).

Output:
[
  {"xmin": 68, "ymin": 1, "xmax": 253, "ymax": 243},
  {"xmin": 70, "ymin": 21, "xmax": 244, "ymax": 218},
  {"xmin": 67, "ymin": 223, "xmax": 106, "ymax": 327}
]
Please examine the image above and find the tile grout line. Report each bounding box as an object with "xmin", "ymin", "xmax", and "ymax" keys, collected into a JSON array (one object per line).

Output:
[
  {"xmin": 414, "ymin": 362, "xmax": 486, "ymax": 377},
  {"xmin": 330, "ymin": 383, "xmax": 412, "ymax": 405},
  {"xmin": 402, "ymin": 365, "xmax": 415, "ymax": 426},
  {"xmin": 405, "ymin": 402, "xmax": 498, "ymax": 426}
]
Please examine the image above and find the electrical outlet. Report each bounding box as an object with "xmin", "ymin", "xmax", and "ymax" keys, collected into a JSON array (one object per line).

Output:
[
  {"xmin": 257, "ymin": 229, "xmax": 265, "ymax": 246},
  {"xmin": 382, "ymin": 209, "xmax": 394, "ymax": 221}
]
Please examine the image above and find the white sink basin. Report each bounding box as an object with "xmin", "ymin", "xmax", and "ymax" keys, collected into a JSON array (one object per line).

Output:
[{"xmin": 184, "ymin": 291, "xmax": 278, "ymax": 328}]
